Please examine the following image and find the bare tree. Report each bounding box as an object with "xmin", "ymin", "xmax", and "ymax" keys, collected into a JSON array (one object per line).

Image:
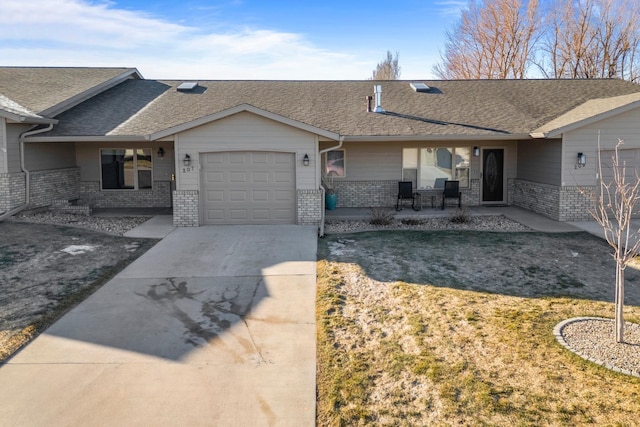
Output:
[
  {"xmin": 436, "ymin": 0, "xmax": 640, "ymax": 82},
  {"xmin": 539, "ymin": 0, "xmax": 640, "ymax": 81},
  {"xmin": 370, "ymin": 51, "xmax": 401, "ymax": 80},
  {"xmin": 590, "ymin": 139, "xmax": 640, "ymax": 343},
  {"xmin": 434, "ymin": 0, "xmax": 541, "ymax": 79}
]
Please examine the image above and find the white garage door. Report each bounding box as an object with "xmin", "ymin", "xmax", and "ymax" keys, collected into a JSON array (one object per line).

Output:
[{"xmin": 202, "ymin": 151, "xmax": 296, "ymax": 225}]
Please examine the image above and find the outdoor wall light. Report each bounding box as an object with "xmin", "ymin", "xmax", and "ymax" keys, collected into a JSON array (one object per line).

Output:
[
  {"xmin": 576, "ymin": 152, "xmax": 586, "ymax": 168},
  {"xmin": 473, "ymin": 146, "xmax": 480, "ymax": 157},
  {"xmin": 183, "ymin": 154, "xmax": 191, "ymax": 167},
  {"xmin": 303, "ymin": 154, "xmax": 310, "ymax": 166},
  {"xmin": 157, "ymin": 147, "xmax": 164, "ymax": 158}
]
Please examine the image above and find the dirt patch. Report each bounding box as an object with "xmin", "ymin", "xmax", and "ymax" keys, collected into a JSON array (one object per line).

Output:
[{"xmin": 0, "ymin": 221, "xmax": 157, "ymax": 362}]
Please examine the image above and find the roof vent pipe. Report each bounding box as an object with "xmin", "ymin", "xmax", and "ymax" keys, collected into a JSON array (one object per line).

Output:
[
  {"xmin": 366, "ymin": 96, "xmax": 372, "ymax": 112},
  {"xmin": 373, "ymin": 85, "xmax": 385, "ymax": 113}
]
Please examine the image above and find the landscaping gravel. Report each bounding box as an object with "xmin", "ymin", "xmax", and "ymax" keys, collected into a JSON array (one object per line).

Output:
[
  {"xmin": 13, "ymin": 210, "xmax": 149, "ymax": 236},
  {"xmin": 324, "ymin": 214, "xmax": 530, "ymax": 233},
  {"xmin": 557, "ymin": 318, "xmax": 640, "ymax": 377}
]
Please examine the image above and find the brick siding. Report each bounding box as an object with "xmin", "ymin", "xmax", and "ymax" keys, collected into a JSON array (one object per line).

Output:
[
  {"xmin": 173, "ymin": 190, "xmax": 199, "ymax": 227},
  {"xmin": 0, "ymin": 172, "xmax": 25, "ymax": 213},
  {"xmin": 559, "ymin": 185, "xmax": 595, "ymax": 221},
  {"xmin": 29, "ymin": 168, "xmax": 80, "ymax": 208},
  {"xmin": 332, "ymin": 179, "xmax": 480, "ymax": 208},
  {"xmin": 297, "ymin": 189, "xmax": 322, "ymax": 225},
  {"xmin": 512, "ymin": 179, "xmax": 594, "ymax": 221},
  {"xmin": 80, "ymin": 181, "xmax": 172, "ymax": 208}
]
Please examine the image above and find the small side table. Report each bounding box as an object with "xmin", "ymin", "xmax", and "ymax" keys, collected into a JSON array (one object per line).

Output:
[{"xmin": 415, "ymin": 189, "xmax": 441, "ymax": 209}]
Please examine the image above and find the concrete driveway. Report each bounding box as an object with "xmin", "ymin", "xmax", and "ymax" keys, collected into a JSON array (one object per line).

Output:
[{"xmin": 0, "ymin": 225, "xmax": 317, "ymax": 427}]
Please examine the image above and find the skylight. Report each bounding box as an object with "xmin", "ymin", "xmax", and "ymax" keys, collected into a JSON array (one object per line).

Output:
[
  {"xmin": 410, "ymin": 82, "xmax": 430, "ymax": 93},
  {"xmin": 177, "ymin": 82, "xmax": 199, "ymax": 91}
]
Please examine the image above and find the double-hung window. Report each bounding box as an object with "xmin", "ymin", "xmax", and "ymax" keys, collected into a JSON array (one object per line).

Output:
[
  {"xmin": 101, "ymin": 148, "xmax": 152, "ymax": 190},
  {"xmin": 402, "ymin": 147, "xmax": 470, "ymax": 189}
]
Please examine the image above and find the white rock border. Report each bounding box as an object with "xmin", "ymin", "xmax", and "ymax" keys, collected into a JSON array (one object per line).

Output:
[{"xmin": 554, "ymin": 317, "xmax": 640, "ymax": 378}]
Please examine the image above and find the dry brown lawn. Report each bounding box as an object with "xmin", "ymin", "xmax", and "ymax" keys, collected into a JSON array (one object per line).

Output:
[{"xmin": 317, "ymin": 230, "xmax": 640, "ymax": 426}]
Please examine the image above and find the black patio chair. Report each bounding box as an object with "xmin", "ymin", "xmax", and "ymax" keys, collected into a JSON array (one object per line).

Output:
[
  {"xmin": 396, "ymin": 181, "xmax": 421, "ymax": 211},
  {"xmin": 441, "ymin": 180, "xmax": 461, "ymax": 210}
]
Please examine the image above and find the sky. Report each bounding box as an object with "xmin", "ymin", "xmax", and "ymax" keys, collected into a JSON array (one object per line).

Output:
[{"xmin": 0, "ymin": 0, "xmax": 467, "ymax": 80}]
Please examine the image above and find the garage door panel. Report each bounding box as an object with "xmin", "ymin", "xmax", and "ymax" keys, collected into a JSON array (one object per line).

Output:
[
  {"xmin": 251, "ymin": 153, "xmax": 269, "ymax": 163},
  {"xmin": 206, "ymin": 209, "xmax": 225, "ymax": 221},
  {"xmin": 204, "ymin": 153, "xmax": 225, "ymax": 165},
  {"xmin": 252, "ymin": 209, "xmax": 270, "ymax": 220},
  {"xmin": 206, "ymin": 190, "xmax": 225, "ymax": 202},
  {"xmin": 229, "ymin": 190, "xmax": 248, "ymax": 202},
  {"xmin": 252, "ymin": 172, "xmax": 270, "ymax": 183},
  {"xmin": 274, "ymin": 190, "xmax": 294, "ymax": 201},
  {"xmin": 205, "ymin": 171, "xmax": 224, "ymax": 183},
  {"xmin": 252, "ymin": 190, "xmax": 269, "ymax": 201},
  {"xmin": 274, "ymin": 153, "xmax": 293, "ymax": 164},
  {"xmin": 229, "ymin": 209, "xmax": 248, "ymax": 220},
  {"xmin": 229, "ymin": 153, "xmax": 249, "ymax": 164},
  {"xmin": 229, "ymin": 171, "xmax": 248, "ymax": 183},
  {"xmin": 202, "ymin": 151, "xmax": 296, "ymax": 225}
]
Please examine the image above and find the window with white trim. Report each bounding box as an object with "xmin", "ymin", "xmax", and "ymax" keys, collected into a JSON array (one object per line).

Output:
[
  {"xmin": 101, "ymin": 148, "xmax": 152, "ymax": 190},
  {"xmin": 325, "ymin": 149, "xmax": 346, "ymax": 177},
  {"xmin": 402, "ymin": 147, "xmax": 470, "ymax": 189}
]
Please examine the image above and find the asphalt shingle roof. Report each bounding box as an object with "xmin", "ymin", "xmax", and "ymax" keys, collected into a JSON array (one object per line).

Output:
[
  {"xmin": 14, "ymin": 76, "xmax": 640, "ymax": 139},
  {"xmin": 0, "ymin": 67, "xmax": 139, "ymax": 115},
  {"xmin": 532, "ymin": 92, "xmax": 640, "ymax": 136}
]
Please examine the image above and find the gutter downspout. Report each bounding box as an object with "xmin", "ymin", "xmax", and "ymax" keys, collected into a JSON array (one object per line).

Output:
[
  {"xmin": 318, "ymin": 136, "xmax": 344, "ymax": 237},
  {"xmin": 0, "ymin": 124, "xmax": 54, "ymax": 222}
]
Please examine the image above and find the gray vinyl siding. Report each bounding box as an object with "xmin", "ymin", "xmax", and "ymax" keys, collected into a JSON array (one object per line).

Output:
[
  {"xmin": 562, "ymin": 107, "xmax": 640, "ymax": 186},
  {"xmin": 517, "ymin": 139, "xmax": 561, "ymax": 185},
  {"xmin": 5, "ymin": 123, "xmax": 31, "ymax": 173},
  {"xmin": 323, "ymin": 140, "xmax": 518, "ymax": 183},
  {"xmin": 24, "ymin": 142, "xmax": 76, "ymax": 171},
  {"xmin": 176, "ymin": 112, "xmax": 317, "ymax": 192},
  {"xmin": 335, "ymin": 141, "xmax": 401, "ymax": 180}
]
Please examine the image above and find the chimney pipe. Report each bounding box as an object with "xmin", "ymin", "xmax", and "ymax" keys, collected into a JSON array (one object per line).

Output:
[
  {"xmin": 366, "ymin": 96, "xmax": 372, "ymax": 112},
  {"xmin": 374, "ymin": 85, "xmax": 385, "ymax": 113}
]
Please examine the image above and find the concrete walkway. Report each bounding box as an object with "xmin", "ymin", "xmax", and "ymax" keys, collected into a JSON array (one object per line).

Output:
[{"xmin": 0, "ymin": 225, "xmax": 317, "ymax": 427}]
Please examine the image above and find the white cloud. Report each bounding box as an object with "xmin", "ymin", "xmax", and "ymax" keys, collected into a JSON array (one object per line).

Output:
[
  {"xmin": 435, "ymin": 0, "xmax": 467, "ymax": 18},
  {"xmin": 0, "ymin": 0, "xmax": 189, "ymax": 48},
  {"xmin": 0, "ymin": 0, "xmax": 373, "ymax": 79}
]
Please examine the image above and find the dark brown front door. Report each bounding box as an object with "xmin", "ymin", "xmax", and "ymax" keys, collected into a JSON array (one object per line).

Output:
[{"xmin": 482, "ymin": 149, "xmax": 504, "ymax": 203}]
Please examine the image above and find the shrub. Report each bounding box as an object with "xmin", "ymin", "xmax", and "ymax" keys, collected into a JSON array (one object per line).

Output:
[
  {"xmin": 369, "ymin": 207, "xmax": 394, "ymax": 225},
  {"xmin": 449, "ymin": 207, "xmax": 471, "ymax": 224}
]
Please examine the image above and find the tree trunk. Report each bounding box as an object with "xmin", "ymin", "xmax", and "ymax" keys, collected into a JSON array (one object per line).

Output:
[{"xmin": 615, "ymin": 264, "xmax": 625, "ymax": 343}]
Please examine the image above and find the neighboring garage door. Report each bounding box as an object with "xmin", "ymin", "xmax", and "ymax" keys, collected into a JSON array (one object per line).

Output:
[{"xmin": 202, "ymin": 151, "xmax": 296, "ymax": 225}]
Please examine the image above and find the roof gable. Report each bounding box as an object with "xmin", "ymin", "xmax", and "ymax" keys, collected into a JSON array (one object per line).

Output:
[
  {"xmin": 0, "ymin": 67, "xmax": 142, "ymax": 117},
  {"xmin": 0, "ymin": 94, "xmax": 57, "ymax": 124},
  {"xmin": 150, "ymin": 103, "xmax": 340, "ymax": 141},
  {"xmin": 531, "ymin": 92, "xmax": 640, "ymax": 138}
]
